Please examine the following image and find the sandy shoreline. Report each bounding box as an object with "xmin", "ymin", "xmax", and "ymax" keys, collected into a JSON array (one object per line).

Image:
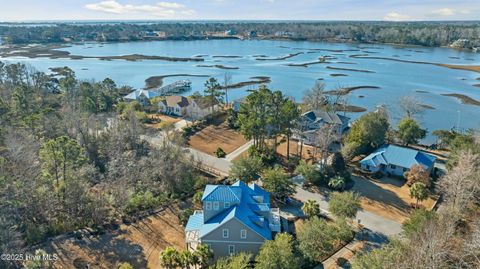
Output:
[
  {"xmin": 255, "ymin": 52, "xmax": 303, "ymax": 61},
  {"xmin": 221, "ymin": 76, "xmax": 271, "ymax": 89},
  {"xmin": 326, "ymin": 66, "xmax": 375, "ymax": 73},
  {"xmin": 196, "ymin": 64, "xmax": 239, "ymax": 70},
  {"xmin": 325, "ymin": 86, "xmax": 380, "ymax": 95},
  {"xmin": 441, "ymin": 93, "xmax": 480, "ymax": 106},
  {"xmin": 350, "ymin": 54, "xmax": 480, "ymax": 73}
]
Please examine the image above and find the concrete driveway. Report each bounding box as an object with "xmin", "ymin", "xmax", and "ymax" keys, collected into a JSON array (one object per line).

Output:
[{"xmin": 291, "ymin": 176, "xmax": 403, "ymax": 236}]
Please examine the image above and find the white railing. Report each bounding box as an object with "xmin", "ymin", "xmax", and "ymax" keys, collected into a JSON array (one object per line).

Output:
[{"xmin": 269, "ymin": 208, "xmax": 281, "ymax": 232}]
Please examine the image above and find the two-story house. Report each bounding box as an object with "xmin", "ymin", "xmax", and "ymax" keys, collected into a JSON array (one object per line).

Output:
[
  {"xmin": 158, "ymin": 95, "xmax": 216, "ymax": 120},
  {"xmin": 123, "ymin": 89, "xmax": 161, "ymax": 105},
  {"xmin": 185, "ymin": 181, "xmax": 281, "ymax": 258},
  {"xmin": 294, "ymin": 110, "xmax": 350, "ymax": 145}
]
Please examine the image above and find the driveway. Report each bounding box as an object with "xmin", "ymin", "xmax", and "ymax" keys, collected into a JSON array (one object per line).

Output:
[{"xmin": 291, "ymin": 176, "xmax": 403, "ymax": 236}]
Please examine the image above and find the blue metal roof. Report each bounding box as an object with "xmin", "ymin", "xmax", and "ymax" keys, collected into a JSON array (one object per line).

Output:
[
  {"xmin": 185, "ymin": 212, "xmax": 204, "ymax": 231},
  {"xmin": 360, "ymin": 144, "xmax": 436, "ymax": 169},
  {"xmin": 189, "ymin": 180, "xmax": 273, "ymax": 240},
  {"xmin": 201, "ymin": 185, "xmax": 242, "ymax": 203}
]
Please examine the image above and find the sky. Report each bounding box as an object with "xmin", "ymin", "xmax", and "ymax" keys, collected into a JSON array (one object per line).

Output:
[{"xmin": 0, "ymin": 0, "xmax": 479, "ymax": 21}]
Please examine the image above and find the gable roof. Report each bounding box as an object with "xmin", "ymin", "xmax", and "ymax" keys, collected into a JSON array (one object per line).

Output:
[
  {"xmin": 201, "ymin": 185, "xmax": 242, "ymax": 203},
  {"xmin": 160, "ymin": 95, "xmax": 191, "ymax": 108},
  {"xmin": 124, "ymin": 89, "xmax": 160, "ymax": 100},
  {"xmin": 187, "ymin": 180, "xmax": 273, "ymax": 240},
  {"xmin": 302, "ymin": 110, "xmax": 349, "ymax": 125},
  {"xmin": 360, "ymin": 144, "xmax": 436, "ymax": 169}
]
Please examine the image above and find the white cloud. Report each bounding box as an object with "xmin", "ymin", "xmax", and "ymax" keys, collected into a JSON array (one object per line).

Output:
[
  {"xmin": 431, "ymin": 8, "xmax": 470, "ymax": 17},
  {"xmin": 431, "ymin": 8, "xmax": 455, "ymax": 16},
  {"xmin": 85, "ymin": 1, "xmax": 194, "ymax": 17},
  {"xmin": 384, "ymin": 12, "xmax": 410, "ymax": 21}
]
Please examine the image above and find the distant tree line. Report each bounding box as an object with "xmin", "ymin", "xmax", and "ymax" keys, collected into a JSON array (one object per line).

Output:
[{"xmin": 1, "ymin": 21, "xmax": 480, "ymax": 48}]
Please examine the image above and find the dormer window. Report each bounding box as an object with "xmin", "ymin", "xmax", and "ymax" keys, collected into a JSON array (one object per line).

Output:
[
  {"xmin": 213, "ymin": 201, "xmax": 219, "ymax": 210},
  {"xmin": 206, "ymin": 201, "xmax": 212, "ymax": 210},
  {"xmin": 224, "ymin": 202, "xmax": 230, "ymax": 208}
]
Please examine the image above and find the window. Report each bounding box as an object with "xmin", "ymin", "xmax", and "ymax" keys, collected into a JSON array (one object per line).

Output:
[
  {"xmin": 403, "ymin": 168, "xmax": 408, "ymax": 172},
  {"xmin": 223, "ymin": 229, "xmax": 229, "ymax": 238},
  {"xmin": 240, "ymin": 229, "xmax": 247, "ymax": 239},
  {"xmin": 213, "ymin": 201, "xmax": 219, "ymax": 210},
  {"xmin": 224, "ymin": 202, "xmax": 230, "ymax": 208},
  {"xmin": 205, "ymin": 202, "xmax": 212, "ymax": 210},
  {"xmin": 390, "ymin": 164, "xmax": 396, "ymax": 169},
  {"xmin": 228, "ymin": 245, "xmax": 235, "ymax": 255}
]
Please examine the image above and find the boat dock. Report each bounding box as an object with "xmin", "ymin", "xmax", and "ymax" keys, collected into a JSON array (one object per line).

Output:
[{"xmin": 152, "ymin": 80, "xmax": 192, "ymax": 95}]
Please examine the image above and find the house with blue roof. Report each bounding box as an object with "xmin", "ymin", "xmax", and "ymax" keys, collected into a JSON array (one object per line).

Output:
[
  {"xmin": 360, "ymin": 144, "xmax": 437, "ymax": 177},
  {"xmin": 185, "ymin": 180, "xmax": 281, "ymax": 258}
]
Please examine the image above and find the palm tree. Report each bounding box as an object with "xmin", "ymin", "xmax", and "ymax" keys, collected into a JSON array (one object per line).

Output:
[
  {"xmin": 179, "ymin": 250, "xmax": 195, "ymax": 269},
  {"xmin": 160, "ymin": 247, "xmax": 180, "ymax": 269},
  {"xmin": 410, "ymin": 182, "xmax": 429, "ymax": 208},
  {"xmin": 302, "ymin": 199, "xmax": 320, "ymax": 218},
  {"xmin": 328, "ymin": 176, "xmax": 346, "ymax": 190},
  {"xmin": 194, "ymin": 244, "xmax": 213, "ymax": 269}
]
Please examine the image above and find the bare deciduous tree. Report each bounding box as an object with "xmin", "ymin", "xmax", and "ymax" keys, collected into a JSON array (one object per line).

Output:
[
  {"xmin": 439, "ymin": 150, "xmax": 480, "ymax": 212},
  {"xmin": 399, "ymin": 95, "xmax": 425, "ymax": 119},
  {"xmin": 302, "ymin": 82, "xmax": 327, "ymax": 112}
]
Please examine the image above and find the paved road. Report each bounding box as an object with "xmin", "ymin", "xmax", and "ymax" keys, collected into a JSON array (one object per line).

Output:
[
  {"xmin": 145, "ymin": 130, "xmax": 402, "ymax": 236},
  {"xmin": 292, "ymin": 176, "xmax": 403, "ymax": 236},
  {"xmin": 142, "ymin": 133, "xmax": 231, "ymax": 177}
]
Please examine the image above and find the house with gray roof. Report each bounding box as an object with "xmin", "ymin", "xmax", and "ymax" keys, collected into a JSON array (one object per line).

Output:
[
  {"xmin": 360, "ymin": 144, "xmax": 437, "ymax": 177},
  {"xmin": 185, "ymin": 181, "xmax": 281, "ymax": 258},
  {"xmin": 124, "ymin": 89, "xmax": 161, "ymax": 105},
  {"xmin": 294, "ymin": 110, "xmax": 350, "ymax": 145},
  {"xmin": 158, "ymin": 95, "xmax": 216, "ymax": 120}
]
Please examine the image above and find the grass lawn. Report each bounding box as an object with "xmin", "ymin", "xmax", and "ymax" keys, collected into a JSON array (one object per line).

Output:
[{"xmin": 42, "ymin": 207, "xmax": 185, "ymax": 269}]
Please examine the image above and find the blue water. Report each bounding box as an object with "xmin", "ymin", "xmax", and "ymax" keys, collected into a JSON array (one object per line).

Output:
[{"xmin": 2, "ymin": 39, "xmax": 480, "ymax": 143}]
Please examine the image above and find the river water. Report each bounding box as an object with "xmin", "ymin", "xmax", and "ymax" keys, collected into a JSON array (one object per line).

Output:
[{"xmin": 2, "ymin": 39, "xmax": 480, "ymax": 143}]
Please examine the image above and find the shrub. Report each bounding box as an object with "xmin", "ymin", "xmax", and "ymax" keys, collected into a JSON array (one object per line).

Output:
[
  {"xmin": 180, "ymin": 208, "xmax": 194, "ymax": 226},
  {"xmin": 328, "ymin": 176, "xmax": 346, "ymax": 190},
  {"xmin": 118, "ymin": 262, "xmax": 133, "ymax": 269},
  {"xmin": 126, "ymin": 191, "xmax": 166, "ymax": 213},
  {"xmin": 215, "ymin": 147, "xmax": 226, "ymax": 158}
]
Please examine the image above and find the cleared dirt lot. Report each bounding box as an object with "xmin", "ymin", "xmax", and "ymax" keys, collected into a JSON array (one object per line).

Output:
[
  {"xmin": 188, "ymin": 122, "xmax": 247, "ymax": 156},
  {"xmin": 276, "ymin": 138, "xmax": 324, "ymax": 161},
  {"xmin": 351, "ymin": 174, "xmax": 437, "ymax": 223},
  {"xmin": 43, "ymin": 207, "xmax": 185, "ymax": 269}
]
